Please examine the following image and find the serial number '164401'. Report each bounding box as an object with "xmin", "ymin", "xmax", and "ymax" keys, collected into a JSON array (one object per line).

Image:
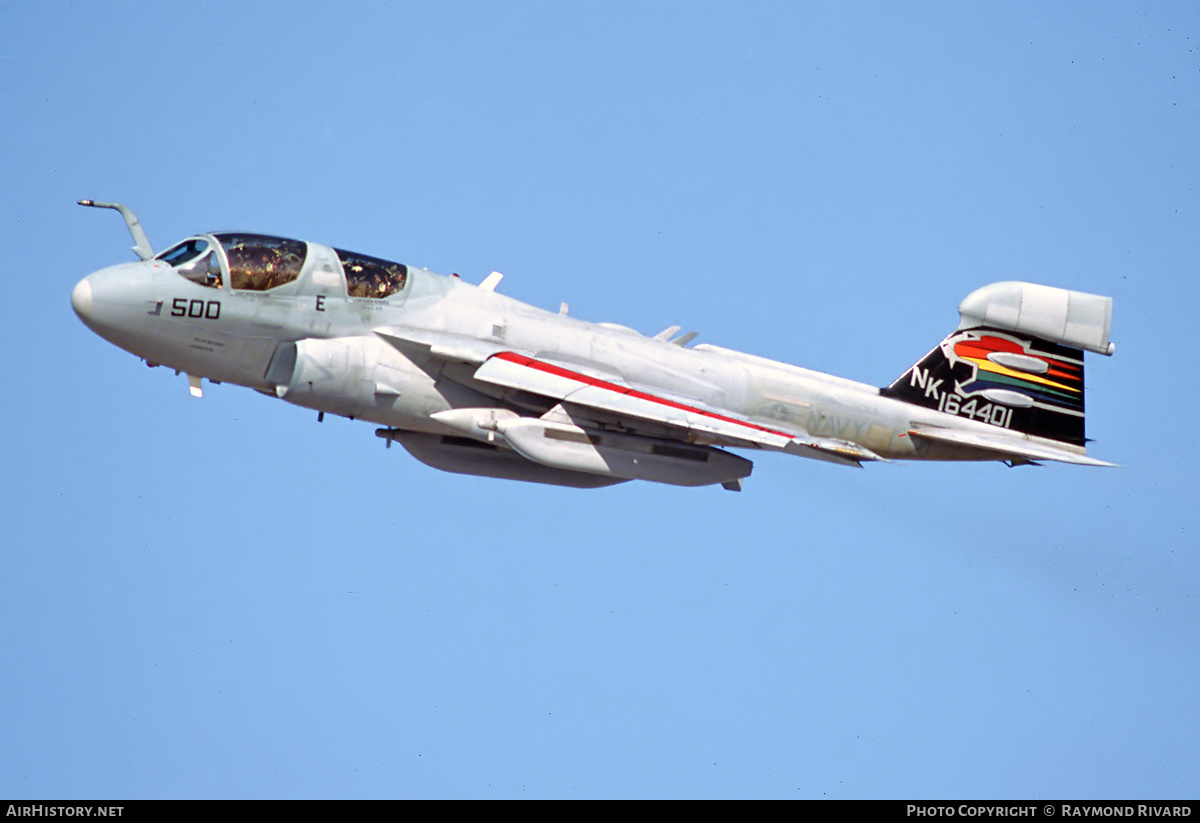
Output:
[{"xmin": 938, "ymin": 392, "xmax": 1014, "ymax": 428}]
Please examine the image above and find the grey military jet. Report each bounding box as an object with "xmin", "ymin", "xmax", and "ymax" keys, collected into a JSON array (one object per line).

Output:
[{"xmin": 72, "ymin": 200, "xmax": 1116, "ymax": 491}]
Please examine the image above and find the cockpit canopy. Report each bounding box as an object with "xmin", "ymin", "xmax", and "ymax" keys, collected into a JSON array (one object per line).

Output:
[
  {"xmin": 156, "ymin": 233, "xmax": 407, "ymax": 299},
  {"xmin": 158, "ymin": 237, "xmax": 223, "ymax": 288},
  {"xmin": 335, "ymin": 248, "xmax": 407, "ymax": 299},
  {"xmin": 218, "ymin": 233, "xmax": 307, "ymax": 291}
]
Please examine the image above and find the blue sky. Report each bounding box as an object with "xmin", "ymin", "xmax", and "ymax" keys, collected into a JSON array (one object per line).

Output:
[{"xmin": 2, "ymin": 1, "xmax": 1198, "ymax": 799}]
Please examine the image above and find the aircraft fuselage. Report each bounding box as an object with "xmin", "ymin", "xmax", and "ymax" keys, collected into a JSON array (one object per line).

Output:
[{"xmin": 72, "ymin": 212, "xmax": 1115, "ymax": 489}]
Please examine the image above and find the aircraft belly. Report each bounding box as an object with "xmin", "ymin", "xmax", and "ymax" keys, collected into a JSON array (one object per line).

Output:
[{"xmin": 382, "ymin": 430, "xmax": 628, "ymax": 488}]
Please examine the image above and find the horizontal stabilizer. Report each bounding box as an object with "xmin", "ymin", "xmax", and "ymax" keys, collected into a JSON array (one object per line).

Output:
[{"xmin": 907, "ymin": 424, "xmax": 1117, "ymax": 467}]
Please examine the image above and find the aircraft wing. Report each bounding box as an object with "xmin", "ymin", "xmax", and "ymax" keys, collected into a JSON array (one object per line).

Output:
[
  {"xmin": 375, "ymin": 325, "xmax": 505, "ymax": 364},
  {"xmin": 472, "ymin": 351, "xmax": 887, "ymax": 466},
  {"xmin": 907, "ymin": 423, "xmax": 1118, "ymax": 467}
]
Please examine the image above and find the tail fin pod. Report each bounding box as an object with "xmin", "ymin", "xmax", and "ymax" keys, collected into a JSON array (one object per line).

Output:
[
  {"xmin": 956, "ymin": 281, "xmax": 1113, "ymax": 357},
  {"xmin": 883, "ymin": 282, "xmax": 1114, "ymax": 448}
]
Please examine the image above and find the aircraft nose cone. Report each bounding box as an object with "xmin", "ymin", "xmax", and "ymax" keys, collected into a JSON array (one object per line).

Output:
[{"xmin": 71, "ymin": 277, "xmax": 94, "ymax": 320}]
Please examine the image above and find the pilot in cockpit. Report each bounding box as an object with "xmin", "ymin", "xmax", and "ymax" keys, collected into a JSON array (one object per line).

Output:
[{"xmin": 159, "ymin": 239, "xmax": 223, "ymax": 289}]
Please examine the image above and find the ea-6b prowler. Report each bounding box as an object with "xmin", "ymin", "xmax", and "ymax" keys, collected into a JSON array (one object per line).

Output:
[{"xmin": 72, "ymin": 200, "xmax": 1116, "ymax": 491}]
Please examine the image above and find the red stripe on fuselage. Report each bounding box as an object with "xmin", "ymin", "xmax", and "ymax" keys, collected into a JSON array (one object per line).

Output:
[{"xmin": 491, "ymin": 351, "xmax": 794, "ymax": 440}]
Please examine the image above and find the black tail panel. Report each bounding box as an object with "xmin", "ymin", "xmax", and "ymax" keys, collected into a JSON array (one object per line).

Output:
[{"xmin": 882, "ymin": 327, "xmax": 1086, "ymax": 447}]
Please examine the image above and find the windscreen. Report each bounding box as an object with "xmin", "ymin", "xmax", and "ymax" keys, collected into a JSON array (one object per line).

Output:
[{"xmin": 158, "ymin": 238, "xmax": 222, "ymax": 289}]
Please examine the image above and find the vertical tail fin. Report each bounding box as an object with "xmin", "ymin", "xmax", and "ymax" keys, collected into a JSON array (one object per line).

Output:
[{"xmin": 881, "ymin": 282, "xmax": 1113, "ymax": 448}]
